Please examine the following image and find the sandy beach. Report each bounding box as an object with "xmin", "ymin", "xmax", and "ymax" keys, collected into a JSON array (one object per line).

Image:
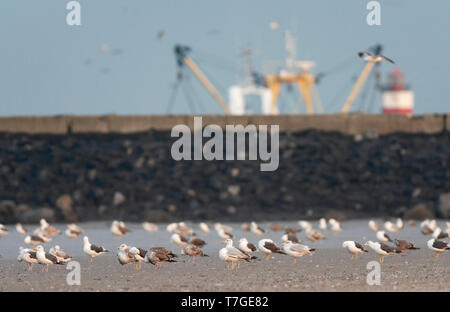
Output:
[{"xmin": 1, "ymin": 220, "xmax": 449, "ymax": 292}]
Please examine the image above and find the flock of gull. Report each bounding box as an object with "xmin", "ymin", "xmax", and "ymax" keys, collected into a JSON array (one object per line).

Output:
[{"xmin": 0, "ymin": 217, "xmax": 449, "ymax": 273}]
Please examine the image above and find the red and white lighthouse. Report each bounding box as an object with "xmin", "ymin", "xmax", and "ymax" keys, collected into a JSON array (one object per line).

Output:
[{"xmin": 381, "ymin": 67, "xmax": 414, "ymax": 115}]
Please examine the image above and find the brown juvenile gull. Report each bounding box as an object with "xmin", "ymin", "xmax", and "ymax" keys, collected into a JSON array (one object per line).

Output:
[
  {"xmin": 342, "ymin": 241, "xmax": 368, "ymax": 259},
  {"xmin": 270, "ymin": 224, "xmax": 282, "ymax": 232},
  {"xmin": 182, "ymin": 244, "xmax": 209, "ymax": 261},
  {"xmin": 394, "ymin": 239, "xmax": 420, "ymax": 253},
  {"xmin": 427, "ymin": 238, "xmax": 450, "ymax": 258},
  {"xmin": 219, "ymin": 239, "xmax": 252, "ymax": 270},
  {"xmin": 144, "ymin": 247, "xmax": 177, "ymax": 268},
  {"xmin": 241, "ymin": 223, "xmax": 251, "ymax": 232},
  {"xmin": 258, "ymin": 238, "xmax": 286, "ymax": 260},
  {"xmin": 189, "ymin": 237, "xmax": 206, "ymax": 248},
  {"xmin": 83, "ymin": 236, "xmax": 108, "ymax": 262},
  {"xmin": 306, "ymin": 229, "xmax": 325, "ymax": 242},
  {"xmin": 282, "ymin": 241, "xmax": 315, "ymax": 263}
]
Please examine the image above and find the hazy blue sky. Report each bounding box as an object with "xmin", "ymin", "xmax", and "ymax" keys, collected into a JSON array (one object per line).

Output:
[{"xmin": 0, "ymin": 0, "xmax": 449, "ymax": 116}]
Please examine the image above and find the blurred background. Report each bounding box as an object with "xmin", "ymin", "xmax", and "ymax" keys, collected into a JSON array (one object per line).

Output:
[{"xmin": 0, "ymin": 0, "xmax": 449, "ymax": 116}]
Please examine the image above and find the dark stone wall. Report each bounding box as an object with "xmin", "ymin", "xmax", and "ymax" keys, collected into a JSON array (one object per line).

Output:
[{"xmin": 0, "ymin": 129, "xmax": 449, "ymax": 223}]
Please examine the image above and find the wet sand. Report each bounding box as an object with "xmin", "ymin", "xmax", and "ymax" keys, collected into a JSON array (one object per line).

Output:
[{"xmin": 0, "ymin": 220, "xmax": 449, "ymax": 291}]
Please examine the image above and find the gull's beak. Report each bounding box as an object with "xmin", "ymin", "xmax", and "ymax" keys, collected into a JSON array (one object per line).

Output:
[
  {"xmin": 220, "ymin": 241, "xmax": 225, "ymax": 244},
  {"xmin": 33, "ymin": 248, "xmax": 37, "ymax": 251},
  {"xmin": 237, "ymin": 240, "xmax": 241, "ymax": 244}
]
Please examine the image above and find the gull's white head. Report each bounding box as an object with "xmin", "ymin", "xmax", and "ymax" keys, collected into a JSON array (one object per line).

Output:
[{"xmin": 83, "ymin": 236, "xmax": 89, "ymax": 244}]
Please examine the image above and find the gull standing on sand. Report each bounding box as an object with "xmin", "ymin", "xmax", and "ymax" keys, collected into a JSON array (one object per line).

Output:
[
  {"xmin": 368, "ymin": 220, "xmax": 379, "ymax": 232},
  {"xmin": 250, "ymin": 222, "xmax": 265, "ymax": 235},
  {"xmin": 364, "ymin": 241, "xmax": 398, "ymax": 263},
  {"xmin": 35, "ymin": 245, "xmax": 62, "ymax": 272},
  {"xmin": 282, "ymin": 241, "xmax": 315, "ymax": 263},
  {"xmin": 16, "ymin": 223, "xmax": 28, "ymax": 235},
  {"xmin": 376, "ymin": 230, "xmax": 393, "ymax": 243},
  {"xmin": 219, "ymin": 239, "xmax": 252, "ymax": 270},
  {"xmin": 281, "ymin": 232, "xmax": 300, "ymax": 243},
  {"xmin": 117, "ymin": 244, "xmax": 135, "ymax": 269},
  {"xmin": 49, "ymin": 245, "xmax": 72, "ymax": 263},
  {"xmin": 129, "ymin": 246, "xmax": 147, "ymax": 269},
  {"xmin": 182, "ymin": 244, "xmax": 209, "ymax": 260},
  {"xmin": 237, "ymin": 238, "xmax": 257, "ymax": 255},
  {"xmin": 39, "ymin": 219, "xmax": 60, "ymax": 236},
  {"xmin": 306, "ymin": 229, "xmax": 325, "ymax": 242},
  {"xmin": 427, "ymin": 238, "xmax": 450, "ymax": 258},
  {"xmin": 17, "ymin": 247, "xmax": 38, "ymax": 270},
  {"xmin": 83, "ymin": 236, "xmax": 108, "ymax": 262},
  {"xmin": 298, "ymin": 221, "xmax": 312, "ymax": 231},
  {"xmin": 258, "ymin": 239, "xmax": 286, "ymax": 260},
  {"xmin": 432, "ymin": 228, "xmax": 449, "ymax": 240},
  {"xmin": 217, "ymin": 227, "xmax": 233, "ymax": 239},
  {"xmin": 342, "ymin": 241, "xmax": 368, "ymax": 259},
  {"xmin": 241, "ymin": 223, "xmax": 251, "ymax": 232},
  {"xmin": 24, "ymin": 235, "xmax": 46, "ymax": 246}
]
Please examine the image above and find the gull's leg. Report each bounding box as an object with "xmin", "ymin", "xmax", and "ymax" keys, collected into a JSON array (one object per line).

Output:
[
  {"xmin": 294, "ymin": 258, "xmax": 296, "ymax": 264},
  {"xmin": 42, "ymin": 265, "xmax": 45, "ymax": 272},
  {"xmin": 380, "ymin": 256, "xmax": 384, "ymax": 263},
  {"xmin": 351, "ymin": 254, "xmax": 354, "ymax": 260},
  {"xmin": 231, "ymin": 262, "xmax": 235, "ymax": 270},
  {"xmin": 435, "ymin": 252, "xmax": 440, "ymax": 258},
  {"xmin": 265, "ymin": 253, "xmax": 270, "ymax": 261},
  {"xmin": 46, "ymin": 264, "xmax": 49, "ymax": 272},
  {"xmin": 90, "ymin": 257, "xmax": 93, "ymax": 263},
  {"xmin": 237, "ymin": 261, "xmax": 240, "ymax": 269}
]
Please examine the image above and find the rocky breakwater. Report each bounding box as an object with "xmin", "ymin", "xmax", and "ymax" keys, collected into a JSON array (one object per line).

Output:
[{"xmin": 0, "ymin": 130, "xmax": 449, "ymax": 223}]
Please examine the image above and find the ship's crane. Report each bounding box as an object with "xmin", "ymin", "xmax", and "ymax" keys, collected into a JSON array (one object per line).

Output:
[{"xmin": 173, "ymin": 45, "xmax": 231, "ymax": 115}]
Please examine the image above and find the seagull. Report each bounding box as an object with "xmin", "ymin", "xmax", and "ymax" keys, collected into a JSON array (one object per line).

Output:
[
  {"xmin": 39, "ymin": 219, "xmax": 60, "ymax": 236},
  {"xmin": 49, "ymin": 245, "xmax": 72, "ymax": 263},
  {"xmin": 17, "ymin": 246, "xmax": 38, "ymax": 271},
  {"xmin": 282, "ymin": 241, "xmax": 315, "ymax": 263},
  {"xmin": 368, "ymin": 220, "xmax": 379, "ymax": 232},
  {"xmin": 258, "ymin": 239, "xmax": 286, "ymax": 260},
  {"xmin": 24, "ymin": 235, "xmax": 46, "ymax": 246},
  {"xmin": 189, "ymin": 237, "xmax": 206, "ymax": 248},
  {"xmin": 181, "ymin": 244, "xmax": 209, "ymax": 260},
  {"xmin": 432, "ymin": 228, "xmax": 449, "ymax": 240},
  {"xmin": 199, "ymin": 222, "xmax": 210, "ymax": 234},
  {"xmin": 111, "ymin": 220, "xmax": 130, "ymax": 237},
  {"xmin": 358, "ymin": 51, "xmax": 395, "ymax": 64},
  {"xmin": 298, "ymin": 221, "xmax": 312, "ymax": 231},
  {"xmin": 329, "ymin": 219, "xmax": 342, "ymax": 232},
  {"xmin": 376, "ymin": 230, "xmax": 393, "ymax": 243},
  {"xmin": 281, "ymin": 232, "xmax": 300, "ymax": 243},
  {"xmin": 214, "ymin": 223, "xmax": 233, "ymax": 233},
  {"xmin": 65, "ymin": 224, "xmax": 84, "ymax": 239},
  {"xmin": 167, "ymin": 223, "xmax": 178, "ymax": 233},
  {"xmin": 15, "ymin": 223, "xmax": 28, "ymax": 235},
  {"xmin": 83, "ymin": 236, "xmax": 108, "ymax": 262},
  {"xmin": 427, "ymin": 238, "xmax": 450, "ymax": 258},
  {"xmin": 342, "ymin": 241, "xmax": 368, "ymax": 259},
  {"xmin": 241, "ymin": 223, "xmax": 251, "ymax": 232},
  {"xmin": 35, "ymin": 245, "xmax": 62, "ymax": 272},
  {"xmin": 446, "ymin": 222, "xmax": 450, "ymax": 231},
  {"xmin": 0, "ymin": 224, "xmax": 10, "ymax": 237},
  {"xmin": 144, "ymin": 247, "xmax": 177, "ymax": 268},
  {"xmin": 176, "ymin": 222, "xmax": 195, "ymax": 236},
  {"xmin": 142, "ymin": 222, "xmax": 158, "ymax": 233},
  {"xmin": 364, "ymin": 241, "xmax": 398, "ymax": 263},
  {"xmin": 237, "ymin": 238, "xmax": 257, "ymax": 255},
  {"xmin": 306, "ymin": 229, "xmax": 325, "ymax": 242},
  {"xmin": 384, "ymin": 221, "xmax": 398, "ymax": 233},
  {"xmin": 250, "ymin": 222, "xmax": 265, "ymax": 235},
  {"xmin": 171, "ymin": 233, "xmax": 189, "ymax": 247},
  {"xmin": 394, "ymin": 239, "xmax": 420, "ymax": 252},
  {"xmin": 129, "ymin": 246, "xmax": 147, "ymax": 269},
  {"xmin": 319, "ymin": 218, "xmax": 327, "ymax": 231},
  {"xmin": 117, "ymin": 244, "xmax": 135, "ymax": 269},
  {"xmin": 421, "ymin": 220, "xmax": 434, "ymax": 235},
  {"xmin": 219, "ymin": 239, "xmax": 252, "ymax": 270}
]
